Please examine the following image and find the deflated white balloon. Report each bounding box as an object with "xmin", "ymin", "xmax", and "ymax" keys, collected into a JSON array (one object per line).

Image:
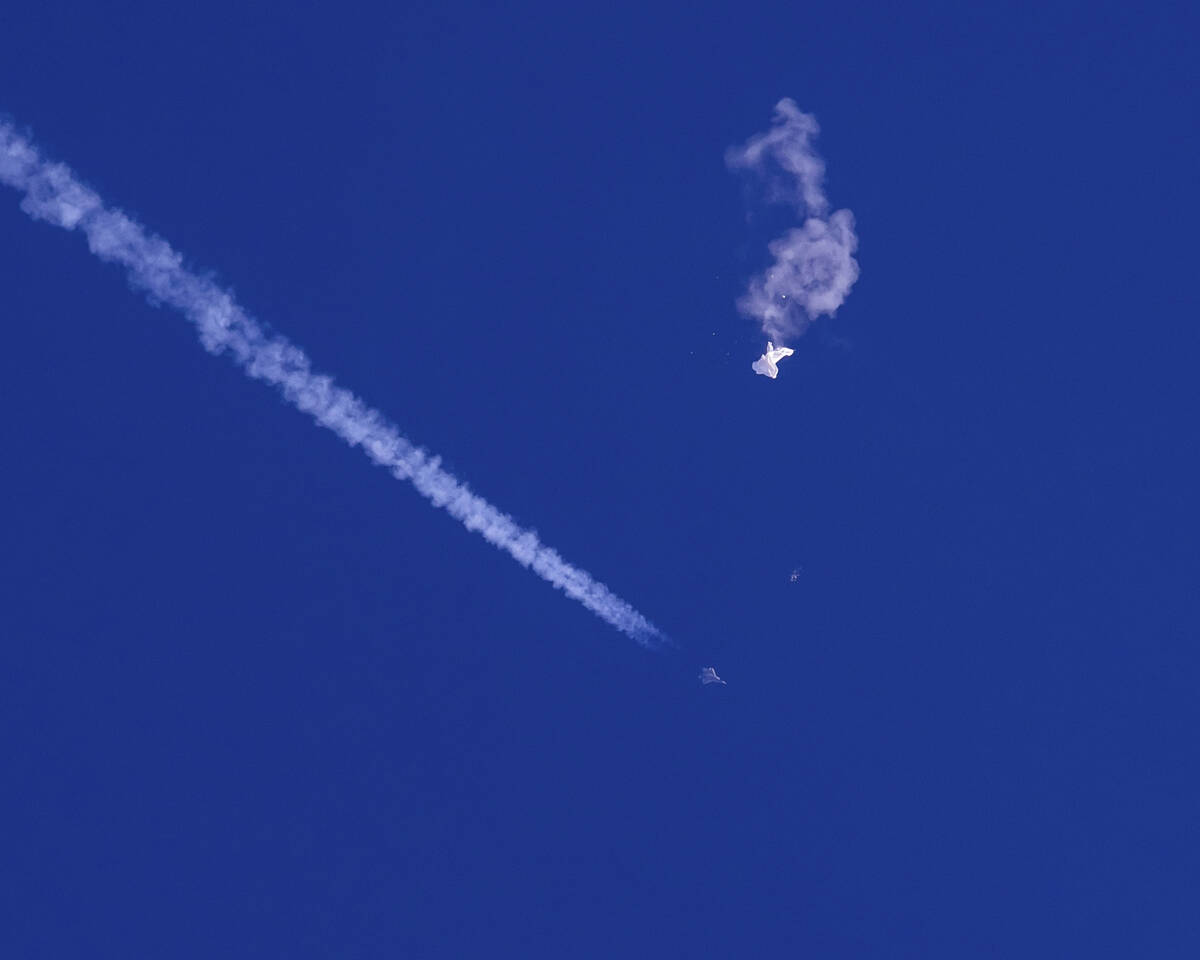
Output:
[{"xmin": 751, "ymin": 341, "xmax": 795, "ymax": 378}]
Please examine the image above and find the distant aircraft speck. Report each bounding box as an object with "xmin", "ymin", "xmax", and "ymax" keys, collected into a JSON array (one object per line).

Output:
[{"xmin": 699, "ymin": 667, "xmax": 726, "ymax": 685}]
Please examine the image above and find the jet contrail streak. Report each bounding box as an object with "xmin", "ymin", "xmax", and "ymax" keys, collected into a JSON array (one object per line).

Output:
[{"xmin": 0, "ymin": 120, "xmax": 664, "ymax": 648}]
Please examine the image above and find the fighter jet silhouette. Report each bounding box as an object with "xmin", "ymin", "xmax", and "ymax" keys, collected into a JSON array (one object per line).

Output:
[
  {"xmin": 752, "ymin": 341, "xmax": 795, "ymax": 379},
  {"xmin": 699, "ymin": 667, "xmax": 726, "ymax": 685}
]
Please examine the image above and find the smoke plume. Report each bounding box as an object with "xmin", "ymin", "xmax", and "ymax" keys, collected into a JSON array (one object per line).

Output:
[{"xmin": 727, "ymin": 99, "xmax": 859, "ymax": 349}]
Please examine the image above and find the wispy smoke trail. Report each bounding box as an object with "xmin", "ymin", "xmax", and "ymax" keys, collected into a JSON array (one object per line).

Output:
[
  {"xmin": 0, "ymin": 120, "xmax": 664, "ymax": 648},
  {"xmin": 727, "ymin": 99, "xmax": 859, "ymax": 347}
]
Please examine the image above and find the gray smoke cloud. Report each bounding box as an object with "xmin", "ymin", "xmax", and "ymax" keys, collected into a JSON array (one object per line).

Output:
[
  {"xmin": 727, "ymin": 99, "xmax": 859, "ymax": 349},
  {"xmin": 0, "ymin": 119, "xmax": 664, "ymax": 648}
]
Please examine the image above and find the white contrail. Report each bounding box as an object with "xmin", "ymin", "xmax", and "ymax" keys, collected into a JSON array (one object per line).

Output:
[
  {"xmin": 0, "ymin": 119, "xmax": 664, "ymax": 648},
  {"xmin": 727, "ymin": 99, "xmax": 859, "ymax": 351}
]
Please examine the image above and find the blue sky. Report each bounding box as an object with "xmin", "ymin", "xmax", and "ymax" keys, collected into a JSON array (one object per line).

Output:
[{"xmin": 2, "ymin": 1, "xmax": 1198, "ymax": 956}]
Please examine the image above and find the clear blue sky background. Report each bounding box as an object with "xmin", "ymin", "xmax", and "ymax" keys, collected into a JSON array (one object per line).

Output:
[{"xmin": 2, "ymin": 1, "xmax": 1197, "ymax": 956}]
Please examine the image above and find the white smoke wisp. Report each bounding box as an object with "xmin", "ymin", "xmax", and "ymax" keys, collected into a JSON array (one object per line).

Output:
[
  {"xmin": 727, "ymin": 99, "xmax": 859, "ymax": 350},
  {"xmin": 0, "ymin": 120, "xmax": 665, "ymax": 649}
]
